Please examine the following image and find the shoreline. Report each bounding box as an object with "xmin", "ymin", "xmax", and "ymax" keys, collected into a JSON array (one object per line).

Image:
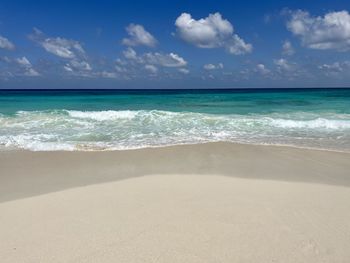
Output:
[
  {"xmin": 1, "ymin": 141, "xmax": 350, "ymax": 203},
  {"xmin": 2, "ymin": 140, "xmax": 350, "ymax": 154}
]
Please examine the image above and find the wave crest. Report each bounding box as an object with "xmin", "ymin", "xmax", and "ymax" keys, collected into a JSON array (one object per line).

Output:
[
  {"xmin": 268, "ymin": 117, "xmax": 350, "ymax": 129},
  {"xmin": 67, "ymin": 110, "xmax": 138, "ymax": 121},
  {"xmin": 0, "ymin": 110, "xmax": 349, "ymax": 151}
]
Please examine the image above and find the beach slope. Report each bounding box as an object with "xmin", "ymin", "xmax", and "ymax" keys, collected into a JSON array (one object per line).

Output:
[{"xmin": 1, "ymin": 143, "xmax": 350, "ymax": 262}]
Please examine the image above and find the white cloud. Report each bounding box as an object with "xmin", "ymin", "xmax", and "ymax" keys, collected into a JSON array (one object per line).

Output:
[
  {"xmin": 144, "ymin": 52, "xmax": 187, "ymax": 67},
  {"xmin": 64, "ymin": 59, "xmax": 92, "ymax": 75},
  {"xmin": 175, "ymin": 12, "xmax": 232, "ymax": 48},
  {"xmin": 0, "ymin": 35, "xmax": 15, "ymax": 50},
  {"xmin": 29, "ymin": 29, "xmax": 96, "ymax": 77},
  {"xmin": 123, "ymin": 48, "xmax": 187, "ymax": 68},
  {"xmin": 99, "ymin": 71, "xmax": 119, "ymax": 79},
  {"xmin": 115, "ymin": 58, "xmax": 128, "ymax": 66},
  {"xmin": 274, "ymin": 58, "xmax": 294, "ymax": 72},
  {"xmin": 24, "ymin": 68, "xmax": 41, "ymax": 77},
  {"xmin": 15, "ymin": 57, "xmax": 31, "ymax": 66},
  {"xmin": 42, "ymin": 38, "xmax": 84, "ymax": 58},
  {"xmin": 30, "ymin": 28, "xmax": 85, "ymax": 59},
  {"xmin": 204, "ymin": 64, "xmax": 216, "ymax": 70},
  {"xmin": 287, "ymin": 10, "xmax": 350, "ymax": 51},
  {"xmin": 122, "ymin": 24, "xmax": 157, "ymax": 47},
  {"xmin": 0, "ymin": 56, "xmax": 11, "ymax": 63},
  {"xmin": 318, "ymin": 61, "xmax": 350, "ymax": 76},
  {"xmin": 203, "ymin": 63, "xmax": 224, "ymax": 70},
  {"xmin": 115, "ymin": 48, "xmax": 189, "ymax": 79},
  {"xmin": 255, "ymin": 64, "xmax": 271, "ymax": 75},
  {"xmin": 320, "ymin": 62, "xmax": 343, "ymax": 71},
  {"xmin": 63, "ymin": 65, "xmax": 73, "ymax": 72},
  {"xmin": 178, "ymin": 68, "xmax": 190, "ymax": 74},
  {"xmin": 144, "ymin": 64, "xmax": 158, "ymax": 74},
  {"xmin": 225, "ymin": 35, "xmax": 252, "ymax": 55},
  {"xmin": 282, "ymin": 40, "xmax": 295, "ymax": 56},
  {"xmin": 14, "ymin": 56, "xmax": 40, "ymax": 76},
  {"xmin": 175, "ymin": 12, "xmax": 252, "ymax": 55},
  {"xmin": 115, "ymin": 65, "xmax": 127, "ymax": 73},
  {"xmin": 123, "ymin": 47, "xmax": 139, "ymax": 60},
  {"xmin": 272, "ymin": 58, "xmax": 305, "ymax": 80}
]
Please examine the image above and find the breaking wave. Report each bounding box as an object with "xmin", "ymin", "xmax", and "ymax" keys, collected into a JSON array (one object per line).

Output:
[{"xmin": 1, "ymin": 110, "xmax": 350, "ymax": 151}]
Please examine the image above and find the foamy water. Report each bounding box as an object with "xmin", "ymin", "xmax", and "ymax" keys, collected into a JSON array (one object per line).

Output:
[
  {"xmin": 1, "ymin": 109, "xmax": 350, "ymax": 151},
  {"xmin": 1, "ymin": 89, "xmax": 350, "ymax": 151}
]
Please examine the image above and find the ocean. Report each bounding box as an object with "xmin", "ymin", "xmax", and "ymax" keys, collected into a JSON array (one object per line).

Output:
[{"xmin": 0, "ymin": 88, "xmax": 350, "ymax": 152}]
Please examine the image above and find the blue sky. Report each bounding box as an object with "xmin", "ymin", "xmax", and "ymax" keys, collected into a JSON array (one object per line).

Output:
[{"xmin": 1, "ymin": 0, "xmax": 350, "ymax": 89}]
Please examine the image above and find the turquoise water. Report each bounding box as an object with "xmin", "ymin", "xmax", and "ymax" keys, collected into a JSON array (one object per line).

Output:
[{"xmin": 0, "ymin": 89, "xmax": 350, "ymax": 151}]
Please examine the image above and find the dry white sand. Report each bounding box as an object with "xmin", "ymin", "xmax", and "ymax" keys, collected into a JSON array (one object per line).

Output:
[{"xmin": 0, "ymin": 143, "xmax": 350, "ymax": 262}]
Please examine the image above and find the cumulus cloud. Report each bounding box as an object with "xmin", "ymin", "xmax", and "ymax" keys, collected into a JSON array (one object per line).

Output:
[
  {"xmin": 319, "ymin": 61, "xmax": 348, "ymax": 71},
  {"xmin": 255, "ymin": 64, "xmax": 271, "ymax": 75},
  {"xmin": 203, "ymin": 63, "xmax": 224, "ymax": 70},
  {"xmin": 14, "ymin": 57, "xmax": 40, "ymax": 77},
  {"xmin": 115, "ymin": 48, "xmax": 189, "ymax": 79},
  {"xmin": 122, "ymin": 48, "xmax": 187, "ymax": 68},
  {"xmin": 287, "ymin": 10, "xmax": 350, "ymax": 51},
  {"xmin": 282, "ymin": 40, "xmax": 295, "ymax": 56},
  {"xmin": 30, "ymin": 28, "xmax": 86, "ymax": 59},
  {"xmin": 144, "ymin": 52, "xmax": 187, "ymax": 67},
  {"xmin": 42, "ymin": 38, "xmax": 84, "ymax": 58},
  {"xmin": 115, "ymin": 64, "xmax": 128, "ymax": 73},
  {"xmin": 0, "ymin": 35, "xmax": 15, "ymax": 50},
  {"xmin": 98, "ymin": 71, "xmax": 119, "ymax": 79},
  {"xmin": 175, "ymin": 13, "xmax": 232, "ymax": 48},
  {"xmin": 15, "ymin": 57, "xmax": 31, "ymax": 67},
  {"xmin": 122, "ymin": 24, "xmax": 157, "ymax": 47},
  {"xmin": 123, "ymin": 47, "xmax": 139, "ymax": 60},
  {"xmin": 24, "ymin": 68, "xmax": 40, "ymax": 77},
  {"xmin": 64, "ymin": 59, "xmax": 92, "ymax": 76},
  {"xmin": 175, "ymin": 12, "xmax": 252, "ymax": 55},
  {"xmin": 144, "ymin": 64, "xmax": 158, "ymax": 74},
  {"xmin": 178, "ymin": 68, "xmax": 190, "ymax": 74},
  {"xmin": 63, "ymin": 60, "xmax": 93, "ymax": 77},
  {"xmin": 29, "ymin": 28, "xmax": 94, "ymax": 77},
  {"xmin": 204, "ymin": 64, "xmax": 216, "ymax": 70},
  {"xmin": 272, "ymin": 58, "xmax": 306, "ymax": 80},
  {"xmin": 274, "ymin": 58, "xmax": 294, "ymax": 72},
  {"xmin": 318, "ymin": 61, "xmax": 350, "ymax": 76},
  {"xmin": 225, "ymin": 35, "xmax": 252, "ymax": 55}
]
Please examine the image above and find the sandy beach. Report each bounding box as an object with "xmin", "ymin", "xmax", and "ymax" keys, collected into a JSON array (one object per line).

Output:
[{"xmin": 1, "ymin": 142, "xmax": 350, "ymax": 262}]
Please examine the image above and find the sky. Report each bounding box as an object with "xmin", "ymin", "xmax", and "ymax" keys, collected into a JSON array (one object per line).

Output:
[{"xmin": 1, "ymin": 0, "xmax": 350, "ymax": 89}]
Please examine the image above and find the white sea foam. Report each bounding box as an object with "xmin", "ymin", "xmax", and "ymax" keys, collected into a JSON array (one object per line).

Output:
[
  {"xmin": 67, "ymin": 110, "xmax": 138, "ymax": 121},
  {"xmin": 1, "ymin": 110, "xmax": 350, "ymax": 151},
  {"xmin": 268, "ymin": 118, "xmax": 350, "ymax": 129}
]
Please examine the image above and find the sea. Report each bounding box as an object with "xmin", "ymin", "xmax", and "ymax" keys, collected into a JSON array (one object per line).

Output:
[{"xmin": 0, "ymin": 88, "xmax": 350, "ymax": 152}]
